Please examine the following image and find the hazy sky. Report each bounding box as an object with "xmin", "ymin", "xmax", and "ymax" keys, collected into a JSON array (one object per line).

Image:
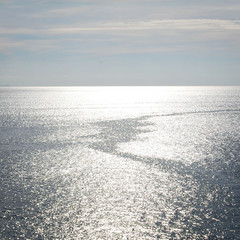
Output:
[{"xmin": 0, "ymin": 0, "xmax": 240, "ymax": 86}]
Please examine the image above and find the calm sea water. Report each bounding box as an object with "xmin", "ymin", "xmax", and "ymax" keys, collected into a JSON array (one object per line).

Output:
[{"xmin": 0, "ymin": 86, "xmax": 240, "ymax": 239}]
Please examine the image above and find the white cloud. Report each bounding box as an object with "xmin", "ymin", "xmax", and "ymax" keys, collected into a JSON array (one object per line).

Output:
[
  {"xmin": 0, "ymin": 19, "xmax": 239, "ymax": 56},
  {"xmin": 52, "ymin": 19, "xmax": 240, "ymax": 33},
  {"xmin": 1, "ymin": 19, "xmax": 240, "ymax": 35}
]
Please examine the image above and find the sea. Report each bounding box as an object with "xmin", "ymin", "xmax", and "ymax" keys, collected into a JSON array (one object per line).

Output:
[{"xmin": 0, "ymin": 86, "xmax": 240, "ymax": 239}]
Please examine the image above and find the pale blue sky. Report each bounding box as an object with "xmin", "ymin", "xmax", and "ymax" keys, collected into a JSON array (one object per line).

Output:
[{"xmin": 0, "ymin": 0, "xmax": 240, "ymax": 86}]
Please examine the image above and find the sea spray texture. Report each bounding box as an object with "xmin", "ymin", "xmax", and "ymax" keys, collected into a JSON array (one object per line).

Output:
[{"xmin": 0, "ymin": 86, "xmax": 240, "ymax": 239}]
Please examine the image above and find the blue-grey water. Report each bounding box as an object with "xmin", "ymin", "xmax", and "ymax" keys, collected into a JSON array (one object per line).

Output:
[{"xmin": 0, "ymin": 86, "xmax": 240, "ymax": 239}]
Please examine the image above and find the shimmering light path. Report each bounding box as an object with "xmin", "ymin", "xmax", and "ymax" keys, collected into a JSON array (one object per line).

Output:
[{"xmin": 0, "ymin": 87, "xmax": 240, "ymax": 239}]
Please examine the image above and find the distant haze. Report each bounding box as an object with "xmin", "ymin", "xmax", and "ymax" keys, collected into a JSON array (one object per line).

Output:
[{"xmin": 0, "ymin": 0, "xmax": 240, "ymax": 86}]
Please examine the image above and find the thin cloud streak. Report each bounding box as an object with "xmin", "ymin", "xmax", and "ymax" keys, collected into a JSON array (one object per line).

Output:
[
  {"xmin": 49, "ymin": 19, "xmax": 240, "ymax": 33},
  {"xmin": 1, "ymin": 19, "xmax": 240, "ymax": 55},
  {"xmin": 1, "ymin": 19, "xmax": 240, "ymax": 35},
  {"xmin": 33, "ymin": 3, "xmax": 240, "ymax": 22},
  {"xmin": 1, "ymin": 33, "xmax": 239, "ymax": 57}
]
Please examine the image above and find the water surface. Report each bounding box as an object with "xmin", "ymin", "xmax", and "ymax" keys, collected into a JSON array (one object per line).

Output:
[{"xmin": 0, "ymin": 86, "xmax": 240, "ymax": 239}]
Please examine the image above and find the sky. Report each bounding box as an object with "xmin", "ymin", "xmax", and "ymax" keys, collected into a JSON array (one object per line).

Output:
[{"xmin": 0, "ymin": 0, "xmax": 240, "ymax": 86}]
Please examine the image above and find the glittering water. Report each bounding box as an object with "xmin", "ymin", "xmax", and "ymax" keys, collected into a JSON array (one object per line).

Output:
[{"xmin": 0, "ymin": 86, "xmax": 240, "ymax": 239}]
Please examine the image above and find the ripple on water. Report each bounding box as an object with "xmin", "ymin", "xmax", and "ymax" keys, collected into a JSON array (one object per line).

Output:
[{"xmin": 0, "ymin": 87, "xmax": 240, "ymax": 239}]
